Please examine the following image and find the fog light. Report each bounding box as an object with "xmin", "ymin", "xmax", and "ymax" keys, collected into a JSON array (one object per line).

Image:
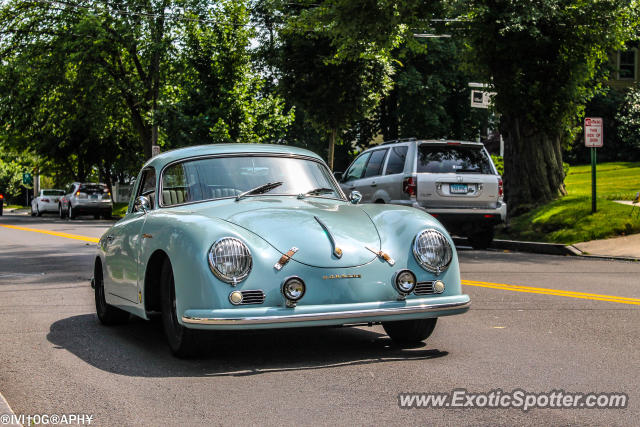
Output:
[
  {"xmin": 282, "ymin": 277, "xmax": 306, "ymax": 307},
  {"xmin": 433, "ymin": 280, "xmax": 445, "ymax": 294},
  {"xmin": 394, "ymin": 270, "xmax": 417, "ymax": 296},
  {"xmin": 229, "ymin": 291, "xmax": 243, "ymax": 305}
]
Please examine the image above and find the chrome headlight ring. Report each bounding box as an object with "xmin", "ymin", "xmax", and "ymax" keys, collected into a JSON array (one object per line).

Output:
[
  {"xmin": 208, "ymin": 237, "xmax": 252, "ymax": 285},
  {"xmin": 412, "ymin": 229, "xmax": 453, "ymax": 275}
]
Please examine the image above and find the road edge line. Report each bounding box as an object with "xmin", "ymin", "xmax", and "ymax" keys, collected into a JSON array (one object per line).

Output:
[{"xmin": 0, "ymin": 392, "xmax": 22, "ymax": 427}]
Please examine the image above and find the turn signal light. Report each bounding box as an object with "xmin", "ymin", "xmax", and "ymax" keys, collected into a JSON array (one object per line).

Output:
[{"xmin": 498, "ymin": 178, "xmax": 503, "ymax": 197}]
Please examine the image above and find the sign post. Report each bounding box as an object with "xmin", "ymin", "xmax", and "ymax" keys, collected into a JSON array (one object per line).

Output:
[{"xmin": 584, "ymin": 117, "xmax": 603, "ymax": 213}]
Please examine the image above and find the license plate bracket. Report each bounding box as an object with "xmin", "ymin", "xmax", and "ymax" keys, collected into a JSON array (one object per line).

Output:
[{"xmin": 450, "ymin": 184, "xmax": 468, "ymax": 194}]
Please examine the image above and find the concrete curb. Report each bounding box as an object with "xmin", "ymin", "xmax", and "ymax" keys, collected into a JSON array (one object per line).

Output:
[
  {"xmin": 0, "ymin": 392, "xmax": 22, "ymax": 427},
  {"xmin": 453, "ymin": 237, "xmax": 640, "ymax": 262}
]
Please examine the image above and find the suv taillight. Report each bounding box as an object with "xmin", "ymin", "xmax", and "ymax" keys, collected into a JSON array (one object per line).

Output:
[
  {"xmin": 498, "ymin": 178, "xmax": 503, "ymax": 198},
  {"xmin": 403, "ymin": 176, "xmax": 417, "ymax": 197}
]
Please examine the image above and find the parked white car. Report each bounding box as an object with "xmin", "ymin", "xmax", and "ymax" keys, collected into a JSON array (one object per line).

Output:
[{"xmin": 31, "ymin": 189, "xmax": 65, "ymax": 216}]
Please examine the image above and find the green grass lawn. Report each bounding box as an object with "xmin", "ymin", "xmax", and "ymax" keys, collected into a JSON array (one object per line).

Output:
[
  {"xmin": 112, "ymin": 202, "xmax": 128, "ymax": 219},
  {"xmin": 499, "ymin": 162, "xmax": 640, "ymax": 244}
]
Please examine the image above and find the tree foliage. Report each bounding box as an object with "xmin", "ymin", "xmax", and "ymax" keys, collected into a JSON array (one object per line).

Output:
[{"xmin": 616, "ymin": 84, "xmax": 640, "ymax": 156}]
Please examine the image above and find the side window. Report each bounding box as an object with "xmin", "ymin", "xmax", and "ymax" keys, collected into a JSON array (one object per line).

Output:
[
  {"xmin": 66, "ymin": 184, "xmax": 74, "ymax": 195},
  {"xmin": 162, "ymin": 162, "xmax": 192, "ymax": 206},
  {"xmin": 137, "ymin": 168, "xmax": 156, "ymax": 209},
  {"xmin": 384, "ymin": 146, "xmax": 408, "ymax": 175},
  {"xmin": 363, "ymin": 149, "xmax": 388, "ymax": 178},
  {"xmin": 343, "ymin": 152, "xmax": 371, "ymax": 182}
]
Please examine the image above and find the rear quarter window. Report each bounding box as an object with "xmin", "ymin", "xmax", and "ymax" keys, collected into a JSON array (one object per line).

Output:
[
  {"xmin": 363, "ymin": 149, "xmax": 388, "ymax": 178},
  {"xmin": 417, "ymin": 145, "xmax": 493, "ymax": 174},
  {"xmin": 384, "ymin": 146, "xmax": 408, "ymax": 175}
]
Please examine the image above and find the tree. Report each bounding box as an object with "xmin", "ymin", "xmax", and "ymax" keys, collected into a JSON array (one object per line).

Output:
[
  {"xmin": 616, "ymin": 84, "xmax": 640, "ymax": 160},
  {"xmin": 378, "ymin": 36, "xmax": 490, "ymax": 142},
  {"xmin": 465, "ymin": 0, "xmax": 636, "ymax": 214},
  {"xmin": 159, "ymin": 0, "xmax": 293, "ymax": 147},
  {"xmin": 278, "ymin": 32, "xmax": 390, "ymax": 169}
]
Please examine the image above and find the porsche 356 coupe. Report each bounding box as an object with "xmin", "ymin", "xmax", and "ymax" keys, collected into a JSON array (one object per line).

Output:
[{"xmin": 93, "ymin": 144, "xmax": 470, "ymax": 356}]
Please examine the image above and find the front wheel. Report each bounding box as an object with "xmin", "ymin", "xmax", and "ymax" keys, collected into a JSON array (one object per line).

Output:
[
  {"xmin": 58, "ymin": 204, "xmax": 66, "ymax": 219},
  {"xmin": 68, "ymin": 204, "xmax": 76, "ymax": 220},
  {"xmin": 36, "ymin": 204, "xmax": 41, "ymax": 217},
  {"xmin": 161, "ymin": 258, "xmax": 200, "ymax": 357},
  {"xmin": 30, "ymin": 205, "xmax": 35, "ymax": 216},
  {"xmin": 382, "ymin": 318, "xmax": 438, "ymax": 344}
]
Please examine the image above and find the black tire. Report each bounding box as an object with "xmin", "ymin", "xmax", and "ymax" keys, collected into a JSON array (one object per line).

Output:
[
  {"xmin": 58, "ymin": 204, "xmax": 65, "ymax": 219},
  {"xmin": 382, "ymin": 318, "xmax": 438, "ymax": 344},
  {"xmin": 102, "ymin": 211, "xmax": 112, "ymax": 220},
  {"xmin": 30, "ymin": 205, "xmax": 36, "ymax": 216},
  {"xmin": 94, "ymin": 214, "xmax": 101, "ymax": 220},
  {"xmin": 161, "ymin": 258, "xmax": 199, "ymax": 357},
  {"xmin": 36, "ymin": 204, "xmax": 41, "ymax": 217},
  {"xmin": 94, "ymin": 261, "xmax": 129, "ymax": 325},
  {"xmin": 68, "ymin": 203, "xmax": 76, "ymax": 219},
  {"xmin": 467, "ymin": 227, "xmax": 495, "ymax": 250}
]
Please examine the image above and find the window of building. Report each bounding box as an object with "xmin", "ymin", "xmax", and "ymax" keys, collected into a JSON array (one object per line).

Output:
[{"xmin": 618, "ymin": 48, "xmax": 637, "ymax": 80}]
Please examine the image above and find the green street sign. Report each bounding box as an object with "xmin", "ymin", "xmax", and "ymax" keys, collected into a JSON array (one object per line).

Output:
[{"xmin": 22, "ymin": 172, "xmax": 32, "ymax": 185}]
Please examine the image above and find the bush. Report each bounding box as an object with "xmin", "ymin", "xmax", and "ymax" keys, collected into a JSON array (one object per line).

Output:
[
  {"xmin": 491, "ymin": 154, "xmax": 504, "ymax": 175},
  {"xmin": 616, "ymin": 85, "xmax": 640, "ymax": 155}
]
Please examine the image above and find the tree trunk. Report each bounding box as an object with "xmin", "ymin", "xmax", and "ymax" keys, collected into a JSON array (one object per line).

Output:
[
  {"xmin": 328, "ymin": 128, "xmax": 336, "ymax": 170},
  {"xmin": 501, "ymin": 115, "xmax": 567, "ymax": 216},
  {"xmin": 380, "ymin": 86, "xmax": 399, "ymax": 141}
]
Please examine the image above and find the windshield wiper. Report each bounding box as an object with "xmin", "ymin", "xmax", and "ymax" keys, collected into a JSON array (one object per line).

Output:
[
  {"xmin": 297, "ymin": 187, "xmax": 336, "ymax": 199},
  {"xmin": 235, "ymin": 182, "xmax": 283, "ymax": 201}
]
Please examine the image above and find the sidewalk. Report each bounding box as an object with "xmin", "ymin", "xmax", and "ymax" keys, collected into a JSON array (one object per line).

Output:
[{"xmin": 573, "ymin": 233, "xmax": 640, "ymax": 259}]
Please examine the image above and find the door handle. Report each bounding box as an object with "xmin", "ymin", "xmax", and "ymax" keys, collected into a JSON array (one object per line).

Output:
[{"xmin": 370, "ymin": 181, "xmax": 377, "ymax": 187}]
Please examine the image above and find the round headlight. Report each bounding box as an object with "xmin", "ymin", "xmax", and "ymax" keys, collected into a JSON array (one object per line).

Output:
[
  {"xmin": 282, "ymin": 277, "xmax": 306, "ymax": 301},
  {"xmin": 394, "ymin": 270, "xmax": 417, "ymax": 295},
  {"xmin": 208, "ymin": 237, "xmax": 252, "ymax": 285},
  {"xmin": 412, "ymin": 229, "xmax": 453, "ymax": 274}
]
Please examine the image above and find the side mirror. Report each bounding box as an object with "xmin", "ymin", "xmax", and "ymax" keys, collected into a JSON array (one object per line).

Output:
[
  {"xmin": 134, "ymin": 195, "xmax": 151, "ymax": 213},
  {"xmin": 333, "ymin": 171, "xmax": 343, "ymax": 181},
  {"xmin": 349, "ymin": 191, "xmax": 362, "ymax": 204}
]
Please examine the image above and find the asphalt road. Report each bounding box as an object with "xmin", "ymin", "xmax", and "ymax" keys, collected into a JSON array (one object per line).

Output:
[{"xmin": 1, "ymin": 213, "xmax": 639, "ymax": 426}]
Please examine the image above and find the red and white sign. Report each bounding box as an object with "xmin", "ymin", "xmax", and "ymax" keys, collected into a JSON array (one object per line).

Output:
[{"xmin": 584, "ymin": 117, "xmax": 603, "ymax": 148}]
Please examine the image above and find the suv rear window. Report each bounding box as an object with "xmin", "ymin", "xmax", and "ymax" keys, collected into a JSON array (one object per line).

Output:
[
  {"xmin": 79, "ymin": 184, "xmax": 108, "ymax": 195},
  {"xmin": 417, "ymin": 145, "xmax": 493, "ymax": 174}
]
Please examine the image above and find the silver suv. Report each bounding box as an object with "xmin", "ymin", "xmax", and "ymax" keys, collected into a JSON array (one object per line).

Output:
[
  {"xmin": 59, "ymin": 182, "xmax": 113, "ymax": 220},
  {"xmin": 338, "ymin": 139, "xmax": 506, "ymax": 248}
]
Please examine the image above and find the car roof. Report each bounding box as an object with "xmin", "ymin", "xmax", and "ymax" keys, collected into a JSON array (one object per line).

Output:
[
  {"xmin": 142, "ymin": 143, "xmax": 325, "ymax": 170},
  {"xmin": 380, "ymin": 139, "xmax": 484, "ymax": 147}
]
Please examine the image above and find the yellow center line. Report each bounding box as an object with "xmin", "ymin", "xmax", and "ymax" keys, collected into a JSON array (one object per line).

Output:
[
  {"xmin": 0, "ymin": 224, "xmax": 100, "ymax": 243},
  {"xmin": 462, "ymin": 279, "xmax": 640, "ymax": 306}
]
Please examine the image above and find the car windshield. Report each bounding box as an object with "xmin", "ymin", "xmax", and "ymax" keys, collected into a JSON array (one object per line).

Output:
[
  {"xmin": 43, "ymin": 190, "xmax": 64, "ymax": 196},
  {"xmin": 417, "ymin": 144, "xmax": 494, "ymax": 174},
  {"xmin": 161, "ymin": 155, "xmax": 343, "ymax": 206}
]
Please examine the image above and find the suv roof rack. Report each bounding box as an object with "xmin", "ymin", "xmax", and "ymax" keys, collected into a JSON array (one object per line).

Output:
[{"xmin": 381, "ymin": 137, "xmax": 416, "ymax": 145}]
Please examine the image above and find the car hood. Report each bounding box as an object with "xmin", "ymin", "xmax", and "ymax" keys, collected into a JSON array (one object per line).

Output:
[{"xmin": 193, "ymin": 198, "xmax": 380, "ymax": 268}]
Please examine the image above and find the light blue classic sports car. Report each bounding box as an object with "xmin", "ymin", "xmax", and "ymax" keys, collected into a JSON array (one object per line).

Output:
[{"xmin": 93, "ymin": 144, "xmax": 470, "ymax": 356}]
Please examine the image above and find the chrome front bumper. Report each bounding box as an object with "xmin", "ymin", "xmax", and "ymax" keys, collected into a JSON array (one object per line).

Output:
[{"xmin": 182, "ymin": 296, "xmax": 470, "ymax": 328}]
